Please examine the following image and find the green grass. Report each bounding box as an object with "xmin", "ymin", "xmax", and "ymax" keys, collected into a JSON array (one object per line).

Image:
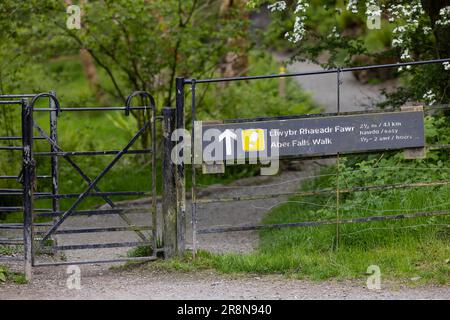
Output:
[
  {"xmin": 142, "ymin": 155, "xmax": 449, "ymax": 285},
  {"xmin": 0, "ymin": 265, "xmax": 27, "ymax": 285},
  {"xmin": 212, "ymin": 160, "xmax": 450, "ymax": 284},
  {"xmin": 0, "ymin": 245, "xmax": 22, "ymax": 256}
]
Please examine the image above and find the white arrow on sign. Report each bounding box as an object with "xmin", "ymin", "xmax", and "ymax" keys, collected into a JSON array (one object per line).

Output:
[{"xmin": 218, "ymin": 129, "xmax": 237, "ymax": 156}]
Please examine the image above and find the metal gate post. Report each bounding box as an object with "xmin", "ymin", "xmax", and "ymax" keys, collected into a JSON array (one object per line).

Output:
[
  {"xmin": 162, "ymin": 107, "xmax": 177, "ymax": 258},
  {"xmin": 175, "ymin": 77, "xmax": 186, "ymax": 255},
  {"xmin": 49, "ymin": 91, "xmax": 59, "ymax": 252},
  {"xmin": 21, "ymin": 99, "xmax": 34, "ymax": 281}
]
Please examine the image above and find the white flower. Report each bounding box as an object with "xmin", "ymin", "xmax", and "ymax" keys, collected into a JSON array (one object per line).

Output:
[
  {"xmin": 423, "ymin": 90, "xmax": 437, "ymax": 105},
  {"xmin": 393, "ymin": 26, "xmax": 405, "ymax": 33},
  {"xmin": 436, "ymin": 6, "xmax": 450, "ymax": 26},
  {"xmin": 366, "ymin": 0, "xmax": 381, "ymax": 17},
  {"xmin": 294, "ymin": 0, "xmax": 309, "ymax": 14},
  {"xmin": 443, "ymin": 62, "xmax": 450, "ymax": 71},
  {"xmin": 347, "ymin": 0, "xmax": 358, "ymax": 14},
  {"xmin": 392, "ymin": 38, "xmax": 403, "ymax": 47},
  {"xmin": 327, "ymin": 26, "xmax": 340, "ymax": 39},
  {"xmin": 267, "ymin": 1, "xmax": 287, "ymax": 12},
  {"xmin": 286, "ymin": 0, "xmax": 309, "ymax": 44},
  {"xmin": 422, "ymin": 26, "xmax": 432, "ymax": 35},
  {"xmin": 400, "ymin": 49, "xmax": 411, "ymax": 60},
  {"xmin": 388, "ymin": 1, "xmax": 424, "ymax": 51}
]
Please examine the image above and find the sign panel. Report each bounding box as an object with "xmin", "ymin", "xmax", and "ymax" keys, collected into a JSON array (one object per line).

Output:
[{"xmin": 200, "ymin": 111, "xmax": 425, "ymax": 162}]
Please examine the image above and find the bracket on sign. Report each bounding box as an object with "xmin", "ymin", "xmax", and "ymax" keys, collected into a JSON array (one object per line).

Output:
[
  {"xmin": 202, "ymin": 162, "xmax": 225, "ymax": 174},
  {"xmin": 401, "ymin": 105, "xmax": 426, "ymax": 160}
]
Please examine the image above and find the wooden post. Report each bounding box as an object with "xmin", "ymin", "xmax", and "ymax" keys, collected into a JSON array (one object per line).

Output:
[
  {"xmin": 22, "ymin": 99, "xmax": 34, "ymax": 281},
  {"xmin": 175, "ymin": 78, "xmax": 186, "ymax": 256},
  {"xmin": 162, "ymin": 107, "xmax": 177, "ymax": 258}
]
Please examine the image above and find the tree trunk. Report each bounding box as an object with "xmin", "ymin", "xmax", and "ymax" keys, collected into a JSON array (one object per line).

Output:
[
  {"xmin": 219, "ymin": 0, "xmax": 249, "ymax": 79},
  {"xmin": 79, "ymin": 48, "xmax": 105, "ymax": 102},
  {"xmin": 66, "ymin": 0, "xmax": 105, "ymax": 102}
]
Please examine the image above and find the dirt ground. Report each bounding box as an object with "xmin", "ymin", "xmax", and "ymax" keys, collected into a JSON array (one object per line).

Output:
[{"xmin": 1, "ymin": 266, "xmax": 449, "ymax": 300}]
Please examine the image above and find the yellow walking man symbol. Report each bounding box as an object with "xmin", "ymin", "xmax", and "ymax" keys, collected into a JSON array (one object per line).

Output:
[{"xmin": 242, "ymin": 129, "xmax": 265, "ymax": 152}]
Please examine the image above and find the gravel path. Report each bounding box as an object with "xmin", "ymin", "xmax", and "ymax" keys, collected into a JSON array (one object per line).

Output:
[
  {"xmin": 1, "ymin": 267, "xmax": 448, "ymax": 300},
  {"xmin": 282, "ymin": 57, "xmax": 397, "ymax": 113}
]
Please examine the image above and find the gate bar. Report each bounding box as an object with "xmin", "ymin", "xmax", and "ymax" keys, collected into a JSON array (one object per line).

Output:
[
  {"xmin": 0, "ymin": 94, "xmax": 36, "ymax": 98},
  {"xmin": 0, "ymin": 207, "xmax": 23, "ymax": 212},
  {"xmin": 0, "ymin": 222, "xmax": 52, "ymax": 230},
  {"xmin": 52, "ymin": 241, "xmax": 154, "ymax": 251},
  {"xmin": 0, "ymin": 175, "xmax": 51, "ymax": 179},
  {"xmin": 35, "ymin": 225, "xmax": 153, "ymax": 235},
  {"xmin": 49, "ymin": 90, "xmax": 60, "ymax": 250},
  {"xmin": 0, "ymin": 101, "xmax": 23, "ymax": 105},
  {"xmin": 0, "ymin": 146, "xmax": 23, "ymax": 150},
  {"xmin": 184, "ymin": 58, "xmax": 450, "ymax": 84},
  {"xmin": 197, "ymin": 210, "xmax": 450, "ymax": 234},
  {"xmin": 34, "ymin": 149, "xmax": 152, "ymax": 157},
  {"xmin": 34, "ymin": 191, "xmax": 147, "ymax": 199},
  {"xmin": 33, "ymin": 106, "xmax": 151, "ymax": 112},
  {"xmin": 195, "ymin": 179, "xmax": 450, "ymax": 204},
  {"xmin": 35, "ymin": 206, "xmax": 156, "ymax": 217},
  {"xmin": 33, "ymin": 256, "xmax": 157, "ymax": 267},
  {"xmin": 0, "ymin": 137, "xmax": 46, "ymax": 141}
]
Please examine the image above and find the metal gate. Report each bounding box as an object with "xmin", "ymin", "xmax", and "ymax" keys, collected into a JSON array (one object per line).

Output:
[
  {"xmin": 175, "ymin": 58, "xmax": 450, "ymax": 255},
  {"xmin": 0, "ymin": 91, "xmax": 160, "ymax": 277}
]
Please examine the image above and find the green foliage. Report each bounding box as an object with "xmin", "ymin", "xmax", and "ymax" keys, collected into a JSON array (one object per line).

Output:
[
  {"xmin": 127, "ymin": 238, "xmax": 163, "ymax": 259},
  {"xmin": 263, "ymin": 0, "xmax": 450, "ymax": 106},
  {"xmin": 0, "ymin": 265, "xmax": 26, "ymax": 284},
  {"xmin": 0, "ymin": 266, "xmax": 6, "ymax": 282},
  {"xmin": 197, "ymin": 51, "xmax": 319, "ymax": 121},
  {"xmin": 0, "ymin": 0, "xmax": 249, "ymax": 105},
  {"xmin": 0, "ymin": 245, "xmax": 21, "ymax": 256},
  {"xmin": 127, "ymin": 245, "xmax": 153, "ymax": 258}
]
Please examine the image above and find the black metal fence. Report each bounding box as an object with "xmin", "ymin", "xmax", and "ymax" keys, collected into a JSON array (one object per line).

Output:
[
  {"xmin": 175, "ymin": 58, "xmax": 450, "ymax": 255},
  {"xmin": 0, "ymin": 92, "xmax": 160, "ymax": 278}
]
